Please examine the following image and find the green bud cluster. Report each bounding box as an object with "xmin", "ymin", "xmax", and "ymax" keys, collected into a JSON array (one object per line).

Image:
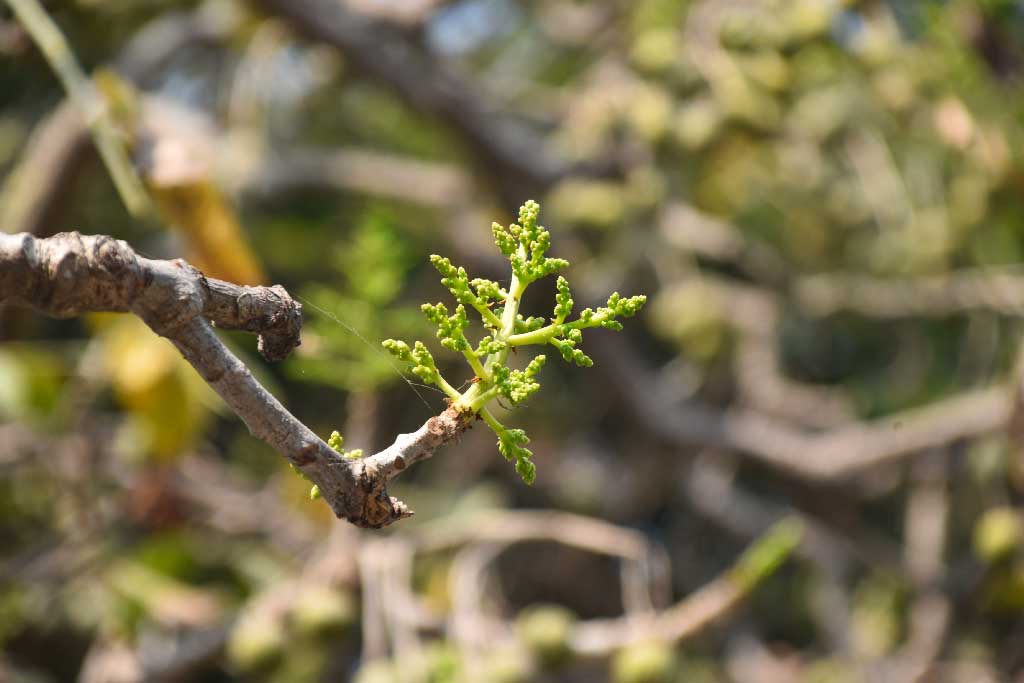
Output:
[
  {"xmin": 498, "ymin": 428, "xmax": 535, "ymax": 484},
  {"xmin": 516, "ymin": 315, "xmax": 547, "ymax": 333},
  {"xmin": 553, "ymin": 276, "xmax": 573, "ymax": 322},
  {"xmin": 492, "ymin": 200, "xmax": 570, "ymax": 284},
  {"xmin": 494, "ymin": 355, "xmax": 546, "ymax": 405},
  {"xmin": 429, "ymin": 255, "xmax": 503, "ymax": 328},
  {"xmin": 327, "ymin": 430, "xmax": 363, "ymax": 460},
  {"xmin": 383, "ymin": 200, "xmax": 646, "ymax": 483},
  {"xmin": 476, "ymin": 334, "xmax": 507, "ymax": 355},
  {"xmin": 303, "ymin": 430, "xmax": 364, "ymax": 501},
  {"xmin": 381, "ymin": 339, "xmax": 441, "ymax": 385},
  {"xmin": 422, "ymin": 302, "xmax": 471, "ymax": 352},
  {"xmin": 551, "ymin": 328, "xmax": 592, "ymax": 367}
]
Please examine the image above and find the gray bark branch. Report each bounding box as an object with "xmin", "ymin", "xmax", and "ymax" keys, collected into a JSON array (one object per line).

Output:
[{"xmin": 0, "ymin": 231, "xmax": 471, "ymax": 528}]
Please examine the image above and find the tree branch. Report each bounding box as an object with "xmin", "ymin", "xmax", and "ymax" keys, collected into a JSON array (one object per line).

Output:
[
  {"xmin": 591, "ymin": 335, "xmax": 1012, "ymax": 483},
  {"xmin": 0, "ymin": 231, "xmax": 471, "ymax": 528},
  {"xmin": 796, "ymin": 267, "xmax": 1024, "ymax": 318},
  {"xmin": 5, "ymin": 0, "xmax": 151, "ymax": 218},
  {"xmin": 254, "ymin": 0, "xmax": 583, "ymax": 207},
  {"xmin": 0, "ymin": 8, "xmax": 232, "ymax": 237}
]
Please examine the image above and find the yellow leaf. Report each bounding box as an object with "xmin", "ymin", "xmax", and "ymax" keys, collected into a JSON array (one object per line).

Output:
[{"xmin": 151, "ymin": 180, "xmax": 266, "ymax": 285}]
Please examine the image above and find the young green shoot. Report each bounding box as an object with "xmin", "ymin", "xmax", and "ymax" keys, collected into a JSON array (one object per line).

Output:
[
  {"xmin": 304, "ymin": 430, "xmax": 363, "ymax": 501},
  {"xmin": 381, "ymin": 200, "xmax": 646, "ymax": 483}
]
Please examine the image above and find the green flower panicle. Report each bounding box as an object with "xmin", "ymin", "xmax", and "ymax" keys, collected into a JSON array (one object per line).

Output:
[{"xmin": 383, "ymin": 200, "xmax": 645, "ymax": 483}]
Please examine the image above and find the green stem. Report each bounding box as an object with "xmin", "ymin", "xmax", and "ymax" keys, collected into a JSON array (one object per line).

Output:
[
  {"xmin": 471, "ymin": 302, "xmax": 503, "ymax": 330},
  {"xmin": 507, "ymin": 313, "xmax": 610, "ymax": 346},
  {"xmin": 481, "ymin": 260, "xmax": 527, "ymax": 371},
  {"xmin": 459, "ymin": 384, "xmax": 500, "ymax": 413},
  {"xmin": 5, "ymin": 0, "xmax": 152, "ymax": 218},
  {"xmin": 455, "ymin": 381, "xmax": 481, "ymax": 409},
  {"xmin": 507, "ymin": 324, "xmax": 560, "ymax": 347},
  {"xmin": 462, "ymin": 348, "xmax": 490, "ymax": 383},
  {"xmin": 456, "ymin": 248, "xmax": 529, "ymax": 414},
  {"xmin": 499, "ymin": 276, "xmax": 525, "ymax": 337},
  {"xmin": 435, "ymin": 374, "xmax": 463, "ymax": 401},
  {"xmin": 479, "ymin": 406, "xmax": 505, "ymax": 435}
]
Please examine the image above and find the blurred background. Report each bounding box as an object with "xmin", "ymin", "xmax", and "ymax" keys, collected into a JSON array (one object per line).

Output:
[{"xmin": 3, "ymin": 0, "xmax": 1024, "ymax": 681}]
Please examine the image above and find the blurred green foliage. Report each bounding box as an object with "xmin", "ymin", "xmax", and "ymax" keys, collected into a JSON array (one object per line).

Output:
[
  {"xmin": 287, "ymin": 209, "xmax": 425, "ymax": 392},
  {"xmin": 4, "ymin": 0, "xmax": 1024, "ymax": 680}
]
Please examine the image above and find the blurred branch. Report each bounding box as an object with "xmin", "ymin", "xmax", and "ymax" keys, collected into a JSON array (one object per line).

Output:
[
  {"xmin": 0, "ymin": 419, "xmax": 320, "ymax": 562},
  {"xmin": 577, "ymin": 523, "xmax": 801, "ymax": 654},
  {"xmin": 682, "ymin": 454, "xmax": 859, "ymax": 652},
  {"xmin": 114, "ymin": 8, "xmax": 231, "ymax": 85},
  {"xmin": 0, "ymin": 102, "xmax": 91, "ymax": 237},
  {"xmin": 361, "ymin": 510, "xmax": 795, "ymax": 664},
  {"xmin": 1008, "ymin": 346, "xmax": 1024, "ymax": 449},
  {"xmin": 433, "ymin": 511, "xmax": 801, "ymax": 658},
  {"xmin": 660, "ymin": 202, "xmax": 1024, "ymax": 320},
  {"xmin": 345, "ymin": 0, "xmax": 450, "ymax": 26},
  {"xmin": 438, "ymin": 514, "xmax": 671, "ymax": 664},
  {"xmin": 2, "ymin": 1, "xmax": 502, "ymax": 239},
  {"xmin": 173, "ymin": 456, "xmax": 319, "ymax": 554},
  {"xmin": 652, "ymin": 215, "xmax": 853, "ymax": 428},
  {"xmin": 735, "ymin": 337, "xmax": 855, "ymax": 428},
  {"xmin": 593, "ymin": 336, "xmax": 1012, "ymax": 482},
  {"xmin": 797, "ymin": 267, "xmax": 1024, "ymax": 318},
  {"xmin": 677, "ymin": 273, "xmax": 856, "ymax": 428},
  {"xmin": 683, "ymin": 453, "xmax": 900, "ymax": 574},
  {"xmin": 78, "ymin": 627, "xmax": 229, "ymax": 683},
  {"xmin": 3, "ymin": 0, "xmax": 151, "ymax": 217},
  {"xmin": 239, "ymin": 147, "xmax": 471, "ymax": 207},
  {"xmin": 657, "ymin": 203, "xmax": 788, "ymax": 286},
  {"xmin": 0, "ymin": 8, "xmax": 229, "ymax": 236},
  {"xmin": 255, "ymin": 0, "xmax": 585, "ymax": 206},
  {"xmin": 888, "ymin": 455, "xmax": 951, "ymax": 681},
  {"xmin": 0, "ymin": 231, "xmax": 471, "ymax": 527}
]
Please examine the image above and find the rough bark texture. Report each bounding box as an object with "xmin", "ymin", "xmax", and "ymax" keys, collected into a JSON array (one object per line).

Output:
[{"xmin": 0, "ymin": 231, "xmax": 471, "ymax": 528}]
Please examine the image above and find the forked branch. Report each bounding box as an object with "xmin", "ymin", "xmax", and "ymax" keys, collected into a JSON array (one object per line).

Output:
[{"xmin": 0, "ymin": 231, "xmax": 470, "ymax": 528}]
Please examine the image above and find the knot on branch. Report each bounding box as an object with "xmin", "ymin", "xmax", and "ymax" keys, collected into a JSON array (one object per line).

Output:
[
  {"xmin": 91, "ymin": 233, "xmax": 139, "ymax": 278},
  {"xmin": 428, "ymin": 405, "xmax": 471, "ymax": 442},
  {"xmin": 5, "ymin": 231, "xmax": 147, "ymax": 316},
  {"xmin": 316, "ymin": 406, "xmax": 472, "ymax": 528},
  {"xmin": 133, "ymin": 258, "xmax": 206, "ymax": 335},
  {"xmin": 251, "ymin": 285, "xmax": 302, "ymax": 362},
  {"xmin": 348, "ymin": 459, "xmax": 414, "ymax": 529},
  {"xmin": 202, "ymin": 278, "xmax": 302, "ymax": 362}
]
